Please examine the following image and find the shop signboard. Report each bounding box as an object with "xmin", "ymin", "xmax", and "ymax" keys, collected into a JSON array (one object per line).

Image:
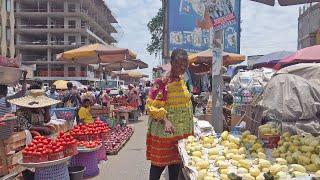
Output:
[{"xmin": 167, "ymin": 0, "xmax": 241, "ymax": 54}]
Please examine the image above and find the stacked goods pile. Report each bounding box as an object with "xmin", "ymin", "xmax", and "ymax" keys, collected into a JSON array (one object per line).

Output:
[
  {"xmin": 0, "ymin": 55, "xmax": 23, "ymax": 85},
  {"xmin": 22, "ymin": 133, "xmax": 78, "ymax": 163},
  {"xmin": 117, "ymin": 105, "xmax": 136, "ymax": 112},
  {"xmin": 0, "ymin": 131, "xmax": 26, "ymax": 177},
  {"xmin": 105, "ymin": 125, "xmax": 134, "ymax": 154},
  {"xmin": 183, "ymin": 131, "xmax": 320, "ymax": 180}
]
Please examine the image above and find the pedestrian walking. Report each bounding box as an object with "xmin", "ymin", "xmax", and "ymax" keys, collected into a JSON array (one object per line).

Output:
[{"xmin": 146, "ymin": 49, "xmax": 194, "ymax": 180}]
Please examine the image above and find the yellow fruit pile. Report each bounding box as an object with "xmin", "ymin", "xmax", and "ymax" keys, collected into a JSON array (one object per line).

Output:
[
  {"xmin": 272, "ymin": 132, "xmax": 320, "ymax": 173},
  {"xmin": 240, "ymin": 130, "xmax": 265, "ymax": 158},
  {"xmin": 185, "ymin": 131, "xmax": 319, "ymax": 180},
  {"xmin": 258, "ymin": 123, "xmax": 280, "ymax": 136}
]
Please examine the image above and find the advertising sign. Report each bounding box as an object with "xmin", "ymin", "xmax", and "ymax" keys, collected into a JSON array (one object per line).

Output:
[{"xmin": 168, "ymin": 0, "xmax": 241, "ymax": 54}]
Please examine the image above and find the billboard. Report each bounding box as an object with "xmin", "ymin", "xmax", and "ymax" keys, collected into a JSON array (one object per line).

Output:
[{"xmin": 167, "ymin": 0, "xmax": 241, "ymax": 54}]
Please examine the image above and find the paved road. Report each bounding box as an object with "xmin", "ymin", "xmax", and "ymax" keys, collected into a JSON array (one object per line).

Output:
[{"xmin": 91, "ymin": 116, "xmax": 168, "ymax": 180}]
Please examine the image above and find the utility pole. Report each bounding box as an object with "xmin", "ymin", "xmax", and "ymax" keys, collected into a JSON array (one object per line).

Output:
[{"xmin": 211, "ymin": 29, "xmax": 224, "ymax": 133}]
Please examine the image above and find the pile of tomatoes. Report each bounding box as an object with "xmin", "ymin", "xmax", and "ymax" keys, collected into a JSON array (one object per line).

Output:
[
  {"xmin": 56, "ymin": 132, "xmax": 78, "ymax": 157},
  {"xmin": 22, "ymin": 133, "xmax": 78, "ymax": 163},
  {"xmin": 70, "ymin": 120, "xmax": 110, "ymax": 141},
  {"xmin": 77, "ymin": 140, "xmax": 101, "ymax": 149}
]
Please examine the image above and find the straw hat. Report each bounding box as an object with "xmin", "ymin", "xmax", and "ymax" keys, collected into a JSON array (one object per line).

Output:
[{"xmin": 8, "ymin": 90, "xmax": 61, "ymax": 108}]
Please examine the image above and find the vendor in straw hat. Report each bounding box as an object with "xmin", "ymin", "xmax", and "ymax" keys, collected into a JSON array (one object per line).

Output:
[{"xmin": 8, "ymin": 89, "xmax": 60, "ymax": 136}]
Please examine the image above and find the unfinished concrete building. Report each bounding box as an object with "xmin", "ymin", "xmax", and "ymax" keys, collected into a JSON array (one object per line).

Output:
[
  {"xmin": 14, "ymin": 0, "xmax": 118, "ymax": 83},
  {"xmin": 1, "ymin": 0, "xmax": 15, "ymax": 58}
]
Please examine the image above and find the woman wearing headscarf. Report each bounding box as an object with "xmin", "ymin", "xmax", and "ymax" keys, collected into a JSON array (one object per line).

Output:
[
  {"xmin": 128, "ymin": 84, "xmax": 141, "ymax": 108},
  {"xmin": 146, "ymin": 49, "xmax": 194, "ymax": 180}
]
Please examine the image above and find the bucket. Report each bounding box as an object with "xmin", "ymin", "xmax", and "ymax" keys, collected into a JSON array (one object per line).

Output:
[{"xmin": 68, "ymin": 166, "xmax": 86, "ymax": 180}]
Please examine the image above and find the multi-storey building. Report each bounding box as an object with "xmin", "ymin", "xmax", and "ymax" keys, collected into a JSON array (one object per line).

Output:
[
  {"xmin": 14, "ymin": 0, "xmax": 118, "ymax": 83},
  {"xmin": 0, "ymin": 0, "xmax": 15, "ymax": 58},
  {"xmin": 298, "ymin": 3, "xmax": 320, "ymax": 49}
]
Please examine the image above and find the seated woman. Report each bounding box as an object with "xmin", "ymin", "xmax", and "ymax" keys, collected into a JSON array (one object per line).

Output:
[
  {"xmin": 78, "ymin": 99, "xmax": 94, "ymax": 124},
  {"xmin": 8, "ymin": 90, "xmax": 60, "ymax": 136}
]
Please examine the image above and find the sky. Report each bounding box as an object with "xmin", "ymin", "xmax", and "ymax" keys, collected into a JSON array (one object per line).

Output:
[{"xmin": 106, "ymin": 0, "xmax": 302, "ymax": 76}]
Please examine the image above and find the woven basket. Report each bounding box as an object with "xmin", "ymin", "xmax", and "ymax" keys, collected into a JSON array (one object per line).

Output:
[
  {"xmin": 35, "ymin": 163, "xmax": 70, "ymax": 180},
  {"xmin": 96, "ymin": 142, "xmax": 107, "ymax": 162},
  {"xmin": 71, "ymin": 151, "xmax": 99, "ymax": 177},
  {"xmin": 0, "ymin": 117, "xmax": 16, "ymax": 140}
]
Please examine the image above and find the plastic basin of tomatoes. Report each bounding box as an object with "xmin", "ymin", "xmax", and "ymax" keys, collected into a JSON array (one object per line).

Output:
[
  {"xmin": 70, "ymin": 120, "xmax": 110, "ymax": 141},
  {"xmin": 77, "ymin": 140, "xmax": 101, "ymax": 149},
  {"xmin": 22, "ymin": 132, "xmax": 78, "ymax": 163}
]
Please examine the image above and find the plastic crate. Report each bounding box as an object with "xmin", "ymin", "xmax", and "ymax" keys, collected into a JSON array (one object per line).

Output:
[
  {"xmin": 0, "ymin": 118, "xmax": 16, "ymax": 140},
  {"xmin": 52, "ymin": 108, "xmax": 76, "ymax": 121}
]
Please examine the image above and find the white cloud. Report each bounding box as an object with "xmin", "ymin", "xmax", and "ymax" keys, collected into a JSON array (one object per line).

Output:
[
  {"xmin": 107, "ymin": 0, "xmax": 301, "ymax": 76},
  {"xmin": 241, "ymin": 1, "xmax": 299, "ymax": 56},
  {"xmin": 106, "ymin": 0, "xmax": 162, "ymax": 77}
]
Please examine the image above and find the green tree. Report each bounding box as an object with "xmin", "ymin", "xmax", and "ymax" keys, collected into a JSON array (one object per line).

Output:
[{"xmin": 147, "ymin": 8, "xmax": 164, "ymax": 58}]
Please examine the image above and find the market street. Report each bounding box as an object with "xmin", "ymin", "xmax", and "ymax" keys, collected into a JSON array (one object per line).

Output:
[{"xmin": 93, "ymin": 115, "xmax": 168, "ymax": 180}]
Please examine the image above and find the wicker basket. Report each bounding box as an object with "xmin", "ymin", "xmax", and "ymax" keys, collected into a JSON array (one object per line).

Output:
[{"xmin": 0, "ymin": 117, "xmax": 17, "ymax": 140}]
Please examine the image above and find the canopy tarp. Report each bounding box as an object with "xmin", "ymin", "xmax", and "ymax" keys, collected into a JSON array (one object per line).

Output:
[
  {"xmin": 260, "ymin": 74, "xmax": 320, "ymax": 135},
  {"xmin": 250, "ymin": 0, "xmax": 318, "ymax": 6},
  {"xmin": 275, "ymin": 45, "xmax": 320, "ymax": 69},
  {"xmin": 56, "ymin": 43, "xmax": 137, "ymax": 64},
  {"xmin": 253, "ymin": 51, "xmax": 294, "ymax": 68},
  {"xmin": 276, "ymin": 63, "xmax": 320, "ymax": 86}
]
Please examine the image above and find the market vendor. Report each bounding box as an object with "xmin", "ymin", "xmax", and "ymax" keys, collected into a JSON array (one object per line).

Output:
[
  {"xmin": 101, "ymin": 88, "xmax": 111, "ymax": 107},
  {"xmin": 78, "ymin": 99, "xmax": 94, "ymax": 124},
  {"xmin": 146, "ymin": 49, "xmax": 194, "ymax": 180},
  {"xmin": 8, "ymin": 89, "xmax": 60, "ymax": 136},
  {"xmin": 128, "ymin": 84, "xmax": 141, "ymax": 108}
]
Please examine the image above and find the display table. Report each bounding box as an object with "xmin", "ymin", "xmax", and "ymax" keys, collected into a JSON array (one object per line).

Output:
[
  {"xmin": 19, "ymin": 156, "xmax": 72, "ymax": 180},
  {"xmin": 71, "ymin": 145, "xmax": 101, "ymax": 177},
  {"xmin": 113, "ymin": 109, "xmax": 139, "ymax": 122}
]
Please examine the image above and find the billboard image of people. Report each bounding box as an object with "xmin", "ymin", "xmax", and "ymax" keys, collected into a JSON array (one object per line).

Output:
[{"xmin": 168, "ymin": 0, "xmax": 241, "ymax": 54}]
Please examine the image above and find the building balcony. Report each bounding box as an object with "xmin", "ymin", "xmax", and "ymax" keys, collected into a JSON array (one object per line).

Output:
[
  {"xmin": 22, "ymin": 55, "xmax": 47, "ymax": 62},
  {"xmin": 15, "ymin": 27, "xmax": 87, "ymax": 35},
  {"xmin": 16, "ymin": 41, "xmax": 85, "ymax": 50},
  {"xmin": 36, "ymin": 71, "xmax": 88, "ymax": 78},
  {"xmin": 50, "ymin": 71, "xmax": 65, "ymax": 77}
]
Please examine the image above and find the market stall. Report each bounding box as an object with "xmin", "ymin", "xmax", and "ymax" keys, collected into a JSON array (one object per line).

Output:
[{"xmin": 178, "ymin": 118, "xmax": 320, "ymax": 180}]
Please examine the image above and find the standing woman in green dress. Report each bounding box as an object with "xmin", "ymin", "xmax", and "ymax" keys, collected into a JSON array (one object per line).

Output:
[{"xmin": 146, "ymin": 49, "xmax": 194, "ymax": 180}]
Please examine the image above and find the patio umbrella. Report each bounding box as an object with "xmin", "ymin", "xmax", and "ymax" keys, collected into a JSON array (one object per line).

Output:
[
  {"xmin": 275, "ymin": 45, "xmax": 320, "ymax": 69},
  {"xmin": 188, "ymin": 49, "xmax": 245, "ymax": 74},
  {"xmin": 250, "ymin": 0, "xmax": 318, "ymax": 6},
  {"xmin": 111, "ymin": 70, "xmax": 148, "ymax": 79},
  {"xmin": 253, "ymin": 51, "xmax": 294, "ymax": 68},
  {"xmin": 189, "ymin": 49, "xmax": 245, "ymax": 66},
  {"xmin": 53, "ymin": 80, "xmax": 68, "ymax": 90},
  {"xmin": 104, "ymin": 59, "xmax": 148, "ymax": 72},
  {"xmin": 56, "ymin": 43, "xmax": 137, "ymax": 64}
]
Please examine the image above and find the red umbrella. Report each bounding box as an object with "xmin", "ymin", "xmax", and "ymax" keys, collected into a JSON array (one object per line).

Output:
[
  {"xmin": 250, "ymin": 0, "xmax": 318, "ymax": 6},
  {"xmin": 274, "ymin": 45, "xmax": 320, "ymax": 69}
]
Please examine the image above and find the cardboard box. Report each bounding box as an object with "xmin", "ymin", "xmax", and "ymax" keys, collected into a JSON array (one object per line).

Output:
[{"xmin": 231, "ymin": 115, "xmax": 242, "ymax": 128}]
